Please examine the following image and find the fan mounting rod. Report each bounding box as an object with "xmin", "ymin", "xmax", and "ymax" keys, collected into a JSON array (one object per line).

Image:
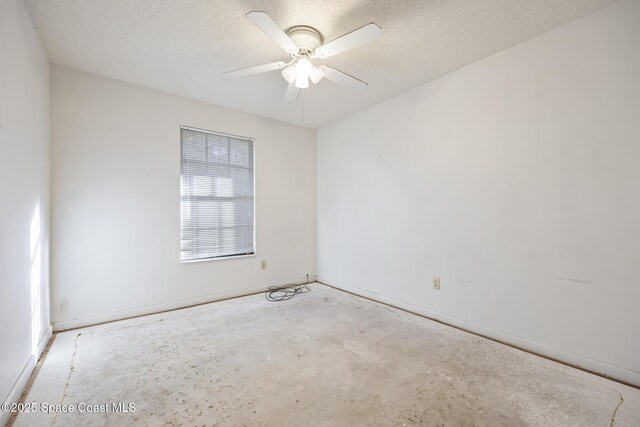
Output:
[{"xmin": 286, "ymin": 26, "xmax": 323, "ymax": 52}]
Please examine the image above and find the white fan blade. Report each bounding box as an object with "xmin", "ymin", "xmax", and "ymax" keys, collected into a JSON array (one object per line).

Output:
[
  {"xmin": 320, "ymin": 66, "xmax": 368, "ymax": 91},
  {"xmin": 221, "ymin": 61, "xmax": 285, "ymax": 80},
  {"xmin": 284, "ymin": 81, "xmax": 300, "ymax": 104},
  {"xmin": 314, "ymin": 23, "xmax": 382, "ymax": 58},
  {"xmin": 246, "ymin": 11, "xmax": 300, "ymax": 54}
]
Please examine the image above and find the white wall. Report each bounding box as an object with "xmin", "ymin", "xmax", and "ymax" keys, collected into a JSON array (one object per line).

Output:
[
  {"xmin": 51, "ymin": 66, "xmax": 316, "ymax": 330},
  {"xmin": 317, "ymin": 0, "xmax": 640, "ymax": 385},
  {"xmin": 0, "ymin": 0, "xmax": 51, "ymax": 419}
]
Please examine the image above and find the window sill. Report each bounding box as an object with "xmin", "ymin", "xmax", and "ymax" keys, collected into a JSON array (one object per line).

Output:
[{"xmin": 180, "ymin": 253, "xmax": 256, "ymax": 264}]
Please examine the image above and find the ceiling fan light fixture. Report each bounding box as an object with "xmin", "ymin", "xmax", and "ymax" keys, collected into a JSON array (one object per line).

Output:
[
  {"xmin": 309, "ymin": 64, "xmax": 323, "ymax": 84},
  {"xmin": 281, "ymin": 63, "xmax": 296, "ymax": 83},
  {"xmin": 295, "ymin": 57, "xmax": 312, "ymax": 88},
  {"xmin": 295, "ymin": 72, "xmax": 309, "ymax": 89},
  {"xmin": 296, "ymin": 57, "xmax": 311, "ymax": 75}
]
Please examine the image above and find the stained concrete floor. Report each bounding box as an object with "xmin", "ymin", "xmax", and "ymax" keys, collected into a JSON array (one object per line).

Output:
[{"xmin": 12, "ymin": 283, "xmax": 640, "ymax": 426}]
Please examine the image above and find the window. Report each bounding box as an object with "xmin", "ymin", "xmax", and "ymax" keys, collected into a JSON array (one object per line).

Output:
[{"xmin": 180, "ymin": 126, "xmax": 255, "ymax": 262}]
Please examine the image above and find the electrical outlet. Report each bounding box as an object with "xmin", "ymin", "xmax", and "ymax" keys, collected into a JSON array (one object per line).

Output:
[
  {"xmin": 433, "ymin": 277, "xmax": 441, "ymax": 290},
  {"xmin": 261, "ymin": 260, "xmax": 267, "ymax": 270}
]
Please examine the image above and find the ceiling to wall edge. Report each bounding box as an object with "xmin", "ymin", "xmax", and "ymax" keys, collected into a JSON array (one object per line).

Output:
[{"xmin": 35, "ymin": 1, "xmax": 619, "ymax": 131}]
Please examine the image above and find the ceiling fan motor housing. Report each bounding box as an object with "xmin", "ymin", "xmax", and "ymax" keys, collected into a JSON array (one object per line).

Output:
[{"xmin": 286, "ymin": 26, "xmax": 323, "ymax": 52}]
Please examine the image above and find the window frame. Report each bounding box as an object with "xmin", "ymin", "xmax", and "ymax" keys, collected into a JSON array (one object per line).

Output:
[{"xmin": 179, "ymin": 125, "xmax": 256, "ymax": 263}]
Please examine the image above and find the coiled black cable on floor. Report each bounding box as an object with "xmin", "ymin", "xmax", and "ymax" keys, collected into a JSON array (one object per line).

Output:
[{"xmin": 265, "ymin": 274, "xmax": 311, "ymax": 302}]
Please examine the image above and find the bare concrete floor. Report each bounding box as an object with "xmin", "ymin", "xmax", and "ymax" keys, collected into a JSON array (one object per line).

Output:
[{"xmin": 12, "ymin": 283, "xmax": 640, "ymax": 426}]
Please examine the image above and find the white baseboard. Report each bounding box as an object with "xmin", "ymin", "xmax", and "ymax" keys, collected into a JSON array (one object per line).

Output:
[
  {"xmin": 0, "ymin": 356, "xmax": 35, "ymax": 427},
  {"xmin": 317, "ymin": 277, "xmax": 640, "ymax": 387},
  {"xmin": 36, "ymin": 324, "xmax": 53, "ymax": 358},
  {"xmin": 1, "ymin": 324, "xmax": 53, "ymax": 427},
  {"xmin": 53, "ymin": 276, "xmax": 317, "ymax": 332}
]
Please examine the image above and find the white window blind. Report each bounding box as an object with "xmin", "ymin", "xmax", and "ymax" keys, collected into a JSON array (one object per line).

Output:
[{"xmin": 180, "ymin": 127, "xmax": 255, "ymax": 262}]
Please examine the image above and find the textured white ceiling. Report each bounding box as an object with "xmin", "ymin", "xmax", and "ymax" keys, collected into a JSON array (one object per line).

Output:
[{"xmin": 25, "ymin": 0, "xmax": 618, "ymax": 129}]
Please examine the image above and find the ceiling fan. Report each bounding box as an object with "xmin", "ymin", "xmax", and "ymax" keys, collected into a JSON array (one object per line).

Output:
[{"xmin": 221, "ymin": 11, "xmax": 382, "ymax": 103}]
